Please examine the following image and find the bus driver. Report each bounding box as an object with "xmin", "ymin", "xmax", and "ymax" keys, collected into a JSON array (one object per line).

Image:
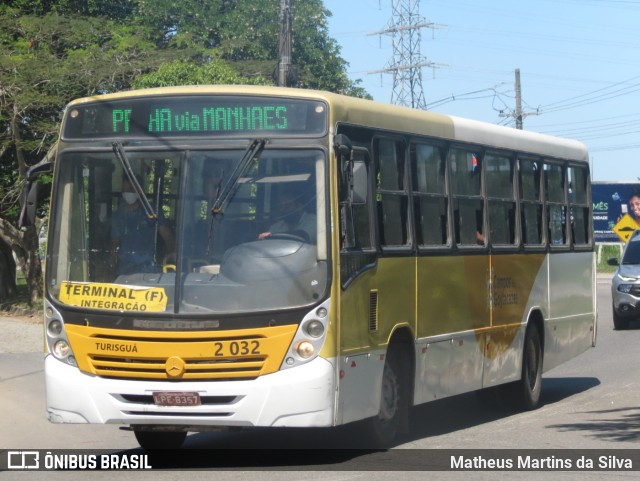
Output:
[{"xmin": 258, "ymin": 188, "xmax": 316, "ymax": 243}]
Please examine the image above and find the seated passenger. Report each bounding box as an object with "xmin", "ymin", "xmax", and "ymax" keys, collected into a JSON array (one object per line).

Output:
[{"xmin": 112, "ymin": 176, "xmax": 174, "ymax": 275}]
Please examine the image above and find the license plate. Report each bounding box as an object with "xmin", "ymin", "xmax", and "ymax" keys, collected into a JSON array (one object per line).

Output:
[{"xmin": 152, "ymin": 391, "xmax": 201, "ymax": 406}]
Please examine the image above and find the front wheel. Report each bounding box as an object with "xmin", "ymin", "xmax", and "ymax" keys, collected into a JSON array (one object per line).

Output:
[
  {"xmin": 134, "ymin": 430, "xmax": 187, "ymax": 450},
  {"xmin": 365, "ymin": 346, "xmax": 409, "ymax": 447}
]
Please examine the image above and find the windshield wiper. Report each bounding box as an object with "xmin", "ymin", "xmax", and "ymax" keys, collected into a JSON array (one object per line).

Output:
[
  {"xmin": 112, "ymin": 141, "xmax": 157, "ymax": 219},
  {"xmin": 210, "ymin": 138, "xmax": 267, "ymax": 217},
  {"xmin": 204, "ymin": 139, "xmax": 267, "ymax": 258}
]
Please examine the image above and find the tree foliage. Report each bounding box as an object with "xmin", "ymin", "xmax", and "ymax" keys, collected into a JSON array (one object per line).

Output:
[
  {"xmin": 132, "ymin": 58, "xmax": 270, "ymax": 89},
  {"xmin": 0, "ymin": 0, "xmax": 369, "ymax": 303}
]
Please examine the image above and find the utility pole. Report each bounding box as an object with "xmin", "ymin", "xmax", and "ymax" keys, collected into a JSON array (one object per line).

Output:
[
  {"xmin": 276, "ymin": 0, "xmax": 293, "ymax": 87},
  {"xmin": 500, "ymin": 68, "xmax": 538, "ymax": 129},
  {"xmin": 515, "ymin": 68, "xmax": 523, "ymax": 130}
]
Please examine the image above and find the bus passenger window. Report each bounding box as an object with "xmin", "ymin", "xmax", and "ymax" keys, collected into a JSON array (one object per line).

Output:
[
  {"xmin": 486, "ymin": 154, "xmax": 516, "ymax": 246},
  {"xmin": 412, "ymin": 143, "xmax": 448, "ymax": 246},
  {"xmin": 519, "ymin": 159, "xmax": 543, "ymax": 246},
  {"xmin": 545, "ymin": 163, "xmax": 567, "ymax": 246},
  {"xmin": 568, "ymin": 166, "xmax": 591, "ymax": 246},
  {"xmin": 375, "ymin": 138, "xmax": 409, "ymax": 247},
  {"xmin": 449, "ymin": 148, "xmax": 483, "ymax": 246}
]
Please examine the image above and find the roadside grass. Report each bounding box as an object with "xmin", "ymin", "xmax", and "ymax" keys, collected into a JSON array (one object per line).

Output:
[
  {"xmin": 0, "ymin": 273, "xmax": 43, "ymax": 314},
  {"xmin": 596, "ymin": 244, "xmax": 623, "ymax": 274}
]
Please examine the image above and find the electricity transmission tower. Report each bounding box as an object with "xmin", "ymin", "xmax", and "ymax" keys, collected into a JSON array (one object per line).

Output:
[{"xmin": 369, "ymin": 0, "xmax": 440, "ymax": 109}]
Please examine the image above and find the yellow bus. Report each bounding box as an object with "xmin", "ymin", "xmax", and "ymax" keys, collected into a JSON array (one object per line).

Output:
[{"xmin": 26, "ymin": 85, "xmax": 596, "ymax": 449}]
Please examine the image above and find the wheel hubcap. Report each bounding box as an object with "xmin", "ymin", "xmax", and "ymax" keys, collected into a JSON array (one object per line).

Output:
[{"xmin": 379, "ymin": 363, "xmax": 399, "ymax": 422}]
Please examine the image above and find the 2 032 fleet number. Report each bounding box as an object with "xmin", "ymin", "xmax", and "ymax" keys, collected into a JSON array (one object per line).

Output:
[{"xmin": 213, "ymin": 340, "xmax": 261, "ymax": 357}]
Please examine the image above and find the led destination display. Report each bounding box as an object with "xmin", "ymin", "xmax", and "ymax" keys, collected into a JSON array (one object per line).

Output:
[{"xmin": 63, "ymin": 95, "xmax": 327, "ymax": 139}]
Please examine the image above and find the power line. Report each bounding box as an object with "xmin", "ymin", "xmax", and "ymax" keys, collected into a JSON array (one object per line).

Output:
[{"xmin": 540, "ymin": 75, "xmax": 640, "ymax": 110}]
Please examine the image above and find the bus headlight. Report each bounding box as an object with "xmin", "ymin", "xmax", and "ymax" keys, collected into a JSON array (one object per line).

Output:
[
  {"xmin": 280, "ymin": 299, "xmax": 330, "ymax": 370},
  {"xmin": 48, "ymin": 319, "xmax": 63, "ymax": 336},
  {"xmin": 53, "ymin": 339, "xmax": 71, "ymax": 359},
  {"xmin": 296, "ymin": 341, "xmax": 315, "ymax": 359},
  {"xmin": 304, "ymin": 320, "xmax": 324, "ymax": 338},
  {"xmin": 44, "ymin": 300, "xmax": 77, "ymax": 366}
]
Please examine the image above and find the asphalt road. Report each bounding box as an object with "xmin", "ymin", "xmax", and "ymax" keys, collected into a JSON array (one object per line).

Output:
[{"xmin": 1, "ymin": 274, "xmax": 638, "ymax": 480}]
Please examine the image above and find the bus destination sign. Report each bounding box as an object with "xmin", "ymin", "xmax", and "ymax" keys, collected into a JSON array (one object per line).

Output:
[{"xmin": 63, "ymin": 95, "xmax": 327, "ymax": 139}]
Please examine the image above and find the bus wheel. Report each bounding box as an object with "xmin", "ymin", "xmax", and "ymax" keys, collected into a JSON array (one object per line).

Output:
[
  {"xmin": 134, "ymin": 430, "xmax": 187, "ymax": 450},
  {"xmin": 513, "ymin": 324, "xmax": 543, "ymax": 411},
  {"xmin": 367, "ymin": 346, "xmax": 407, "ymax": 447}
]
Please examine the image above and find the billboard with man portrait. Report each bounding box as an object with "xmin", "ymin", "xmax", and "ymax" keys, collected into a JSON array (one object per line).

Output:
[{"xmin": 592, "ymin": 182, "xmax": 640, "ymax": 243}]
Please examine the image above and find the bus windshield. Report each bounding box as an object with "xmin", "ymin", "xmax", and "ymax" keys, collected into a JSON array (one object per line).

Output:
[{"xmin": 47, "ymin": 145, "xmax": 328, "ymax": 315}]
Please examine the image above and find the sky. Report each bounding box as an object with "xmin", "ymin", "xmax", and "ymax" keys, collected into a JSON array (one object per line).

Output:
[{"xmin": 323, "ymin": 0, "xmax": 640, "ymax": 182}]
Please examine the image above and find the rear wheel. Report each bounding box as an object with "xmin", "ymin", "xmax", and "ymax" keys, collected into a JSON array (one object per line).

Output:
[
  {"xmin": 510, "ymin": 324, "xmax": 543, "ymax": 411},
  {"xmin": 134, "ymin": 430, "xmax": 187, "ymax": 450}
]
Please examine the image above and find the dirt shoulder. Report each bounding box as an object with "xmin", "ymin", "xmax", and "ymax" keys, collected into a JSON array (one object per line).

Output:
[{"xmin": 0, "ymin": 310, "xmax": 44, "ymax": 354}]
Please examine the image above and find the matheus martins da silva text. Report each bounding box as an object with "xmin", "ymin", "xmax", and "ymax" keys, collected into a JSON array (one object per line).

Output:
[{"xmin": 451, "ymin": 455, "xmax": 633, "ymax": 470}]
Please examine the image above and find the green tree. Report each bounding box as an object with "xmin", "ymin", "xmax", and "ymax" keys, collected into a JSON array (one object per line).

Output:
[
  {"xmin": 132, "ymin": 57, "xmax": 270, "ymax": 89},
  {"xmin": 0, "ymin": 0, "xmax": 369, "ymax": 303},
  {"xmin": 0, "ymin": 3, "xmax": 167, "ymax": 302},
  {"xmin": 134, "ymin": 0, "xmax": 371, "ymax": 95}
]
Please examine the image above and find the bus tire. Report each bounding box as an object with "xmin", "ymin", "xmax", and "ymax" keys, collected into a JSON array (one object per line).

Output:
[
  {"xmin": 134, "ymin": 430, "xmax": 187, "ymax": 450},
  {"xmin": 512, "ymin": 324, "xmax": 543, "ymax": 411},
  {"xmin": 366, "ymin": 345, "xmax": 408, "ymax": 447}
]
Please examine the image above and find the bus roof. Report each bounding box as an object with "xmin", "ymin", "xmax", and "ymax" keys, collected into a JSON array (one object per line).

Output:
[{"xmin": 65, "ymin": 85, "xmax": 588, "ymax": 163}]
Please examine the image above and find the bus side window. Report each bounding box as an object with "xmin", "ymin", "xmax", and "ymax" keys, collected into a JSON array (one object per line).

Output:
[
  {"xmin": 449, "ymin": 148, "xmax": 483, "ymax": 246},
  {"xmin": 519, "ymin": 158, "xmax": 543, "ymax": 246},
  {"xmin": 412, "ymin": 143, "xmax": 448, "ymax": 246},
  {"xmin": 486, "ymin": 154, "xmax": 516, "ymax": 246},
  {"xmin": 568, "ymin": 165, "xmax": 591, "ymax": 246},
  {"xmin": 374, "ymin": 138, "xmax": 410, "ymax": 248},
  {"xmin": 545, "ymin": 162, "xmax": 567, "ymax": 246}
]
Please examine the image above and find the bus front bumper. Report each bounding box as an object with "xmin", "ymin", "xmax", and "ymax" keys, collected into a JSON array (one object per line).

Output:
[{"xmin": 45, "ymin": 354, "xmax": 336, "ymax": 428}]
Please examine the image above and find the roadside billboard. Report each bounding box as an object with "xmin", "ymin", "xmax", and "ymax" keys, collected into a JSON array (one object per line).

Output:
[{"xmin": 592, "ymin": 182, "xmax": 640, "ymax": 243}]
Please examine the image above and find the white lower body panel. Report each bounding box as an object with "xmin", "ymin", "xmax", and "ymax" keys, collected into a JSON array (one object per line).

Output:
[{"xmin": 45, "ymin": 354, "xmax": 336, "ymax": 428}]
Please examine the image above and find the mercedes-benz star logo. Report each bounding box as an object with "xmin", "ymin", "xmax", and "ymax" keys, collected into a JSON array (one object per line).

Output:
[{"xmin": 165, "ymin": 356, "xmax": 186, "ymax": 378}]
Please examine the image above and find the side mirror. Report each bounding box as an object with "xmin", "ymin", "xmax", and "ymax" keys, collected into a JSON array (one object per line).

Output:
[
  {"xmin": 18, "ymin": 159, "xmax": 53, "ymax": 229},
  {"xmin": 351, "ymin": 160, "xmax": 367, "ymax": 205},
  {"xmin": 334, "ymin": 134, "xmax": 353, "ymax": 158},
  {"xmin": 334, "ymin": 134, "xmax": 367, "ymax": 205},
  {"xmin": 18, "ymin": 181, "xmax": 39, "ymax": 229},
  {"xmin": 607, "ymin": 257, "xmax": 619, "ymax": 266}
]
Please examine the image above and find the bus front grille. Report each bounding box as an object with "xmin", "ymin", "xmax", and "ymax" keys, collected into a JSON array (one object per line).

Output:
[
  {"xmin": 88, "ymin": 354, "xmax": 267, "ymax": 381},
  {"xmin": 65, "ymin": 323, "xmax": 298, "ymax": 381}
]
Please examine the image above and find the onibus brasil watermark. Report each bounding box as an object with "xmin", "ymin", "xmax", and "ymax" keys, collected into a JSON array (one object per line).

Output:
[{"xmin": 5, "ymin": 451, "xmax": 151, "ymax": 470}]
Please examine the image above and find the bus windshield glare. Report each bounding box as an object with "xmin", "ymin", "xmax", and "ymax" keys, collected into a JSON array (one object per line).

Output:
[{"xmin": 48, "ymin": 146, "xmax": 328, "ymax": 314}]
